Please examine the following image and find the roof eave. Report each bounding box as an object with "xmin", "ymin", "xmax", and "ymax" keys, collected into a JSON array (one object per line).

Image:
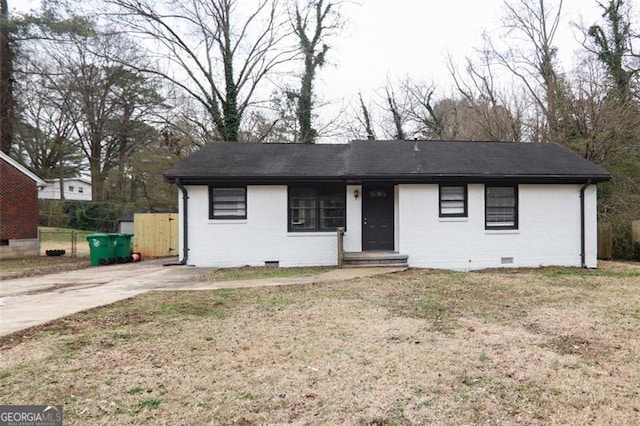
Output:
[
  {"xmin": 346, "ymin": 173, "xmax": 611, "ymax": 183},
  {"xmin": 0, "ymin": 152, "xmax": 47, "ymax": 187},
  {"xmin": 163, "ymin": 174, "xmax": 347, "ymax": 185},
  {"xmin": 164, "ymin": 173, "xmax": 611, "ymax": 185}
]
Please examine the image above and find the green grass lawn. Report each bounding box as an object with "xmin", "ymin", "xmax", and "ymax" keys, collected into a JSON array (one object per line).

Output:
[{"xmin": 2, "ymin": 261, "xmax": 640, "ymax": 424}]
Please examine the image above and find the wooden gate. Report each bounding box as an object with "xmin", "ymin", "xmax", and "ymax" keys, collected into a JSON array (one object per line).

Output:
[{"xmin": 133, "ymin": 213, "xmax": 179, "ymax": 257}]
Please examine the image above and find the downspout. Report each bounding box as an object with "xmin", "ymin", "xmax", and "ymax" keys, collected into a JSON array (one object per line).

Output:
[
  {"xmin": 164, "ymin": 178, "xmax": 189, "ymax": 266},
  {"xmin": 579, "ymin": 179, "xmax": 592, "ymax": 268}
]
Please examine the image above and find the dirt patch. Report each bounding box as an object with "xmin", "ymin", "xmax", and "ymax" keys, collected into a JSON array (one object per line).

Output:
[
  {"xmin": 0, "ymin": 256, "xmax": 91, "ymax": 280},
  {"xmin": 1, "ymin": 265, "xmax": 640, "ymax": 424}
]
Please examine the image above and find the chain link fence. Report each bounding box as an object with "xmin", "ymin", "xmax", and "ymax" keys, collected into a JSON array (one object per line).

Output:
[{"xmin": 38, "ymin": 228, "xmax": 93, "ymax": 257}]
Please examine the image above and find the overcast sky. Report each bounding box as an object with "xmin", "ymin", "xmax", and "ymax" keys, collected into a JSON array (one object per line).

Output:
[
  {"xmin": 317, "ymin": 0, "xmax": 611, "ymax": 105},
  {"xmin": 12, "ymin": 0, "xmax": 631, "ymax": 128}
]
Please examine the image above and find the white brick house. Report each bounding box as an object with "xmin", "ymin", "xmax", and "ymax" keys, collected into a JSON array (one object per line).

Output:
[{"xmin": 163, "ymin": 140, "xmax": 610, "ymax": 270}]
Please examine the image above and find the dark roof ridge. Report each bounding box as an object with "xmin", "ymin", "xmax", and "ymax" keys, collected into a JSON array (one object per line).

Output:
[{"xmin": 164, "ymin": 139, "xmax": 611, "ymax": 183}]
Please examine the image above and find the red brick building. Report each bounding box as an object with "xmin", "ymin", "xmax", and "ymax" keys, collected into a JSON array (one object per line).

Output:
[{"xmin": 0, "ymin": 152, "xmax": 46, "ymax": 258}]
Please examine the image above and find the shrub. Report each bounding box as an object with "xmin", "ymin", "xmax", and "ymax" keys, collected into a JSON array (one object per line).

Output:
[{"xmin": 62, "ymin": 201, "xmax": 123, "ymax": 232}]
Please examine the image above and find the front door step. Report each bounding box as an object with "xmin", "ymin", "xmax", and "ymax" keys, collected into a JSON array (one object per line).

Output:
[{"xmin": 343, "ymin": 251, "xmax": 408, "ymax": 268}]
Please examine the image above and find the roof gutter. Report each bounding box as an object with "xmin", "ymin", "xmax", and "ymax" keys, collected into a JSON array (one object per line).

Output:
[
  {"xmin": 164, "ymin": 174, "xmax": 611, "ymax": 185},
  {"xmin": 164, "ymin": 178, "xmax": 189, "ymax": 266},
  {"xmin": 580, "ymin": 179, "xmax": 592, "ymax": 268}
]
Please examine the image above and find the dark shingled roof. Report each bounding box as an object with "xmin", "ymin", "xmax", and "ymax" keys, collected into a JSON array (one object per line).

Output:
[{"xmin": 163, "ymin": 140, "xmax": 611, "ymax": 184}]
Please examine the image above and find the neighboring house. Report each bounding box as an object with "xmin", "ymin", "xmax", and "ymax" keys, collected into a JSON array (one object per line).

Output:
[
  {"xmin": 38, "ymin": 177, "xmax": 92, "ymax": 201},
  {"xmin": 0, "ymin": 152, "xmax": 46, "ymax": 258},
  {"xmin": 163, "ymin": 140, "xmax": 611, "ymax": 270}
]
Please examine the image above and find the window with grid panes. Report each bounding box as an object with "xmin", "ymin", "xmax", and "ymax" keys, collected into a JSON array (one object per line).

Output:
[
  {"xmin": 289, "ymin": 186, "xmax": 345, "ymax": 231},
  {"xmin": 210, "ymin": 187, "xmax": 247, "ymax": 219},
  {"xmin": 439, "ymin": 185, "xmax": 467, "ymax": 217},
  {"xmin": 485, "ymin": 185, "xmax": 518, "ymax": 229}
]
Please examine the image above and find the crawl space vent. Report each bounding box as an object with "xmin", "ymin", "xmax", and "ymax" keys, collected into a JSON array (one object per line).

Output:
[
  {"xmin": 264, "ymin": 261, "xmax": 280, "ymax": 267},
  {"xmin": 501, "ymin": 257, "xmax": 514, "ymax": 265}
]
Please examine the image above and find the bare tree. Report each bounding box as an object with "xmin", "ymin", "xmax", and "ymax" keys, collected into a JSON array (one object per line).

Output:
[
  {"xmin": 107, "ymin": 0, "xmax": 296, "ymax": 142},
  {"xmin": 358, "ymin": 92, "xmax": 375, "ymax": 140},
  {"xmin": 487, "ymin": 0, "xmax": 569, "ymax": 142},
  {"xmin": 4, "ymin": 0, "xmax": 98, "ymax": 159},
  {"xmin": 402, "ymin": 80, "xmax": 445, "ymax": 139},
  {"xmin": 39, "ymin": 31, "xmax": 164, "ymax": 201},
  {"xmin": 447, "ymin": 52, "xmax": 524, "ymax": 141},
  {"xmin": 290, "ymin": 0, "xmax": 339, "ymax": 143},
  {"xmin": 384, "ymin": 85, "xmax": 407, "ymax": 140},
  {"xmin": 14, "ymin": 63, "xmax": 81, "ymax": 187}
]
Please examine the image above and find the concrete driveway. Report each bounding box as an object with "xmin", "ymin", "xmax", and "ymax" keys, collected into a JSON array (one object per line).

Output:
[
  {"xmin": 0, "ymin": 259, "xmax": 205, "ymax": 336},
  {"xmin": 0, "ymin": 260, "xmax": 403, "ymax": 336}
]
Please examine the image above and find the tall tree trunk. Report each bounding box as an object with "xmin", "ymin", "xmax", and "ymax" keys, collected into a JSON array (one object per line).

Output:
[
  {"xmin": 117, "ymin": 103, "xmax": 133, "ymax": 201},
  {"xmin": 298, "ymin": 53, "xmax": 316, "ymax": 143},
  {"xmin": 293, "ymin": 0, "xmax": 333, "ymax": 143},
  {"xmin": 386, "ymin": 87, "xmax": 405, "ymax": 140},
  {"xmin": 0, "ymin": 0, "xmax": 13, "ymax": 154},
  {"xmin": 57, "ymin": 138, "xmax": 65, "ymax": 200},
  {"xmin": 221, "ymin": 13, "xmax": 239, "ymax": 142},
  {"xmin": 359, "ymin": 93, "xmax": 375, "ymax": 140},
  {"xmin": 89, "ymin": 134, "xmax": 104, "ymax": 201}
]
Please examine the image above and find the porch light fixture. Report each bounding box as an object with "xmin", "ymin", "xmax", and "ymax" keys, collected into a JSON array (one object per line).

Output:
[{"xmin": 354, "ymin": 189, "xmax": 359, "ymax": 199}]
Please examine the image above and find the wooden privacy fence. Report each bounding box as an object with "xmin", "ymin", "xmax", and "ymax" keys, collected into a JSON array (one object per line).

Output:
[
  {"xmin": 633, "ymin": 220, "xmax": 640, "ymax": 245},
  {"xmin": 133, "ymin": 213, "xmax": 179, "ymax": 258},
  {"xmin": 598, "ymin": 222, "xmax": 613, "ymax": 260}
]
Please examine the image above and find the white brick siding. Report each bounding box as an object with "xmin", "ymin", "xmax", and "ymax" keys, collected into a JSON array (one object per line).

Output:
[
  {"xmin": 180, "ymin": 183, "xmax": 599, "ymax": 270},
  {"xmin": 397, "ymin": 184, "xmax": 598, "ymax": 270},
  {"xmin": 183, "ymin": 185, "xmax": 339, "ymax": 267}
]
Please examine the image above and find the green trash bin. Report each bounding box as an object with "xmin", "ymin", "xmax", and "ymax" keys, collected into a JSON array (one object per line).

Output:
[
  {"xmin": 111, "ymin": 233, "xmax": 133, "ymax": 263},
  {"xmin": 87, "ymin": 233, "xmax": 115, "ymax": 266}
]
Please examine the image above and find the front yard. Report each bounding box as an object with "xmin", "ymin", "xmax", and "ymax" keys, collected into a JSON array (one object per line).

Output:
[
  {"xmin": 1, "ymin": 263, "xmax": 640, "ymax": 424},
  {"xmin": 0, "ymin": 256, "xmax": 90, "ymax": 280}
]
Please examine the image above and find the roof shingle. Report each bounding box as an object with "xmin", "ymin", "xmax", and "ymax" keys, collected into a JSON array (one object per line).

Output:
[{"xmin": 164, "ymin": 140, "xmax": 611, "ymax": 183}]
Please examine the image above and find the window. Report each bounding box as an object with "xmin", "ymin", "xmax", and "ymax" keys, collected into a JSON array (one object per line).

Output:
[
  {"xmin": 78, "ymin": 187, "xmax": 84, "ymax": 193},
  {"xmin": 289, "ymin": 186, "xmax": 345, "ymax": 232},
  {"xmin": 210, "ymin": 187, "xmax": 247, "ymax": 219},
  {"xmin": 485, "ymin": 185, "xmax": 518, "ymax": 229},
  {"xmin": 439, "ymin": 185, "xmax": 467, "ymax": 217},
  {"xmin": 68, "ymin": 186, "xmax": 74, "ymax": 192}
]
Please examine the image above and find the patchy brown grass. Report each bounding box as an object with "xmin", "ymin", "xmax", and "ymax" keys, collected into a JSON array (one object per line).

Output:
[
  {"xmin": 0, "ymin": 256, "xmax": 90, "ymax": 280},
  {"xmin": 2, "ymin": 262, "xmax": 640, "ymax": 424},
  {"xmin": 192, "ymin": 266, "xmax": 331, "ymax": 282}
]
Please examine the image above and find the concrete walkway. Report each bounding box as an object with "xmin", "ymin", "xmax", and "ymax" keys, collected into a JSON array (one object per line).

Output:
[{"xmin": 0, "ymin": 260, "xmax": 403, "ymax": 336}]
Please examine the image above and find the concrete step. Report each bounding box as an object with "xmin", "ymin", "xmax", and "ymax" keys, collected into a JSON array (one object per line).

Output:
[
  {"xmin": 342, "ymin": 251, "xmax": 408, "ymax": 268},
  {"xmin": 344, "ymin": 262, "xmax": 409, "ymax": 268}
]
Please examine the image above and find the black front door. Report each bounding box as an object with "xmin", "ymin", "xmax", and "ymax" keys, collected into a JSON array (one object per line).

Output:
[{"xmin": 362, "ymin": 185, "xmax": 394, "ymax": 251}]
